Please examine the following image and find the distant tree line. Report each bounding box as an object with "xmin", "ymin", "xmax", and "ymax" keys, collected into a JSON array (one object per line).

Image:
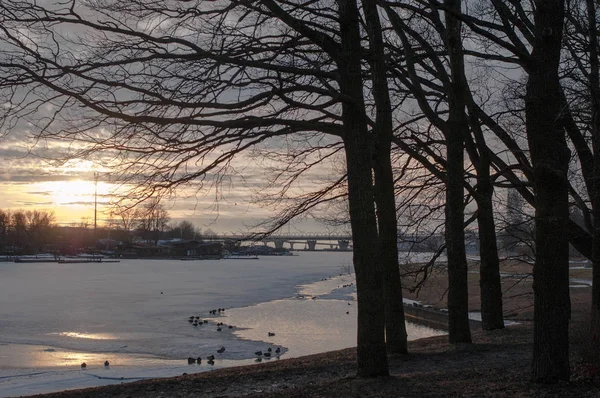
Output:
[
  {"xmin": 0, "ymin": 209, "xmax": 56, "ymax": 254},
  {"xmin": 0, "ymin": 204, "xmax": 217, "ymax": 255}
]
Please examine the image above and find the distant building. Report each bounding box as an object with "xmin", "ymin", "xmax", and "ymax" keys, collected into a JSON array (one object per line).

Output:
[
  {"xmin": 117, "ymin": 239, "xmax": 222, "ymax": 259},
  {"xmin": 165, "ymin": 240, "xmax": 222, "ymax": 258}
]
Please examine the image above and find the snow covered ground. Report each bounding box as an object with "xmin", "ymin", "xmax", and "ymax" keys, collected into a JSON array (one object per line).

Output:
[{"xmin": 0, "ymin": 252, "xmax": 443, "ymax": 397}]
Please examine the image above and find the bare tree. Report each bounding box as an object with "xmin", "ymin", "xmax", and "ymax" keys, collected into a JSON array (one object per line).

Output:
[
  {"xmin": 561, "ymin": 0, "xmax": 600, "ymax": 359},
  {"xmin": 24, "ymin": 209, "xmax": 56, "ymax": 253},
  {"xmin": 167, "ymin": 220, "xmax": 197, "ymax": 240},
  {"xmin": 442, "ymin": 0, "xmax": 473, "ymax": 342},
  {"xmin": 0, "ymin": 209, "xmax": 10, "ymax": 252},
  {"xmin": 0, "ymin": 0, "xmax": 400, "ymax": 376},
  {"xmin": 136, "ymin": 199, "xmax": 170, "ymax": 245},
  {"xmin": 109, "ymin": 206, "xmax": 138, "ymax": 244},
  {"xmin": 525, "ymin": 0, "xmax": 571, "ymax": 382},
  {"xmin": 382, "ymin": 0, "xmax": 476, "ymax": 340},
  {"xmin": 11, "ymin": 210, "xmax": 26, "ymax": 252},
  {"xmin": 361, "ymin": 0, "xmax": 408, "ymax": 354}
]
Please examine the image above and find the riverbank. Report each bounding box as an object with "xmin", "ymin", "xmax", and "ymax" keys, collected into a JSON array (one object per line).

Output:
[
  {"xmin": 31, "ymin": 319, "xmax": 598, "ymax": 398},
  {"xmin": 26, "ymin": 259, "xmax": 600, "ymax": 398}
]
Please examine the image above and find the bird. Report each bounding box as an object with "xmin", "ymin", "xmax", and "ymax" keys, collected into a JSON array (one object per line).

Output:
[
  {"xmin": 254, "ymin": 350, "xmax": 263, "ymax": 356},
  {"xmin": 196, "ymin": 357, "xmax": 202, "ymax": 363},
  {"xmin": 160, "ymin": 292, "xmax": 163, "ymax": 294},
  {"xmin": 268, "ymin": 332, "xmax": 275, "ymax": 337},
  {"xmin": 207, "ymin": 355, "xmax": 215, "ymax": 361},
  {"xmin": 217, "ymin": 347, "xmax": 225, "ymax": 353},
  {"xmin": 228, "ymin": 325, "xmax": 233, "ymax": 329},
  {"xmin": 267, "ymin": 347, "xmax": 272, "ymax": 353},
  {"xmin": 255, "ymin": 357, "xmax": 262, "ymax": 363},
  {"xmin": 348, "ymin": 302, "xmax": 352, "ymax": 305},
  {"xmin": 217, "ymin": 327, "xmax": 222, "ymax": 331},
  {"xmin": 195, "ymin": 316, "xmax": 200, "ymax": 320},
  {"xmin": 104, "ymin": 360, "xmax": 110, "ymax": 367},
  {"xmin": 203, "ymin": 320, "xmax": 208, "ymax": 324},
  {"xmin": 193, "ymin": 323, "xmax": 198, "ymax": 327},
  {"xmin": 263, "ymin": 352, "xmax": 272, "ymax": 358},
  {"xmin": 187, "ymin": 357, "xmax": 196, "ymax": 364},
  {"xmin": 189, "ymin": 316, "xmax": 194, "ymax": 320},
  {"xmin": 275, "ymin": 347, "xmax": 281, "ymax": 354},
  {"xmin": 207, "ymin": 360, "xmax": 215, "ymax": 365},
  {"xmin": 188, "ymin": 319, "xmax": 194, "ymax": 323},
  {"xmin": 346, "ymin": 311, "xmax": 350, "ymax": 314},
  {"xmin": 81, "ymin": 362, "xmax": 87, "ymax": 368}
]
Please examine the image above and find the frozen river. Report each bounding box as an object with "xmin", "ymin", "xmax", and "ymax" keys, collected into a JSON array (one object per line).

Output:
[{"xmin": 0, "ymin": 252, "xmax": 443, "ymax": 397}]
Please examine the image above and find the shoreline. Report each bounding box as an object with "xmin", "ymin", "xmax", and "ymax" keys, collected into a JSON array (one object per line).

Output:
[
  {"xmin": 1, "ymin": 272, "xmax": 445, "ymax": 397},
  {"xmin": 0, "ymin": 299, "xmax": 445, "ymax": 397},
  {"xmin": 27, "ymin": 320, "xmax": 600, "ymax": 398},
  {"xmin": 19, "ymin": 260, "xmax": 600, "ymax": 398}
]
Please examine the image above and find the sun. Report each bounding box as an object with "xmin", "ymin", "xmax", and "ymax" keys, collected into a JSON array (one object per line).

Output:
[
  {"xmin": 19, "ymin": 177, "xmax": 127, "ymax": 225},
  {"xmin": 43, "ymin": 180, "xmax": 98, "ymax": 205}
]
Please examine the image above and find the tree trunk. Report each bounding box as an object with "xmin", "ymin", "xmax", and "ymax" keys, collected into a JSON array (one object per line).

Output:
[
  {"xmin": 374, "ymin": 143, "xmax": 409, "ymax": 354},
  {"xmin": 338, "ymin": 0, "xmax": 389, "ymax": 377},
  {"xmin": 475, "ymin": 181, "xmax": 505, "ymax": 330},
  {"xmin": 526, "ymin": 0, "xmax": 570, "ymax": 383},
  {"xmin": 586, "ymin": 0, "xmax": 600, "ymax": 360},
  {"xmin": 465, "ymin": 80, "xmax": 505, "ymax": 331},
  {"xmin": 444, "ymin": 0, "xmax": 471, "ymax": 344},
  {"xmin": 362, "ymin": 0, "xmax": 408, "ymax": 355}
]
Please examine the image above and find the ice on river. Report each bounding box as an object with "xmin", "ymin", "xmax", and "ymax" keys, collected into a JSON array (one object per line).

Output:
[{"xmin": 0, "ymin": 252, "xmax": 444, "ymax": 397}]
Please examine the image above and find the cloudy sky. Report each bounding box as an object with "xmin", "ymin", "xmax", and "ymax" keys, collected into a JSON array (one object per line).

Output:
[
  {"xmin": 0, "ymin": 0, "xmax": 357, "ymax": 234},
  {"xmin": 0, "ymin": 131, "xmax": 347, "ymax": 234}
]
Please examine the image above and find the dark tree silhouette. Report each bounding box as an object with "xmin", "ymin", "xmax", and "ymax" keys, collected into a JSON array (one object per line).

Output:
[{"xmin": 525, "ymin": 0, "xmax": 571, "ymax": 383}]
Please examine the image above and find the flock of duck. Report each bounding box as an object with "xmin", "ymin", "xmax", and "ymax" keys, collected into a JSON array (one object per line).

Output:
[
  {"xmin": 188, "ymin": 314, "xmax": 235, "ymax": 332},
  {"xmin": 187, "ymin": 352, "xmax": 218, "ymax": 365},
  {"xmin": 81, "ymin": 275, "xmax": 356, "ymax": 370},
  {"xmin": 186, "ymin": 341, "xmax": 282, "ymax": 365},
  {"xmin": 185, "ymin": 308, "xmax": 281, "ymax": 365}
]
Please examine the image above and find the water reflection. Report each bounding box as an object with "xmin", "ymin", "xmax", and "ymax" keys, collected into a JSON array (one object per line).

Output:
[
  {"xmin": 0, "ymin": 344, "xmax": 178, "ymax": 369},
  {"xmin": 224, "ymin": 296, "xmax": 444, "ymax": 359},
  {"xmin": 52, "ymin": 332, "xmax": 117, "ymax": 340}
]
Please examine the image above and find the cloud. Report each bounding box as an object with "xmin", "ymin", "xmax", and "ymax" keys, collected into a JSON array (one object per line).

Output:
[
  {"xmin": 13, "ymin": 200, "xmax": 56, "ymax": 206},
  {"xmin": 0, "ymin": 174, "xmax": 81, "ymax": 183}
]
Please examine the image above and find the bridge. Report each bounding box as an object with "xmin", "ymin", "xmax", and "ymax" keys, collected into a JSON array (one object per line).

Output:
[
  {"xmin": 212, "ymin": 234, "xmax": 353, "ymax": 251},
  {"xmin": 207, "ymin": 232, "xmax": 447, "ymax": 251}
]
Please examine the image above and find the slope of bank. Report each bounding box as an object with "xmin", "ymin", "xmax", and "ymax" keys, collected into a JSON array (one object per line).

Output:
[{"xmin": 32, "ymin": 319, "xmax": 599, "ymax": 398}]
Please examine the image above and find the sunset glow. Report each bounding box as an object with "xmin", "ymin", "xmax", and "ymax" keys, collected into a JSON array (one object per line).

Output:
[
  {"xmin": 15, "ymin": 179, "xmax": 116, "ymax": 225},
  {"xmin": 38, "ymin": 180, "xmax": 97, "ymax": 205}
]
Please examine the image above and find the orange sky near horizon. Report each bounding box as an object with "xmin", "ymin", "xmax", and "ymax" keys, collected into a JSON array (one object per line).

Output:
[
  {"xmin": 0, "ymin": 178, "xmax": 337, "ymax": 234},
  {"xmin": 0, "ymin": 139, "xmax": 349, "ymax": 233}
]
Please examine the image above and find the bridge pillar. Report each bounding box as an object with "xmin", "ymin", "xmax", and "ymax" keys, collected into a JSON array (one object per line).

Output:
[
  {"xmin": 289, "ymin": 242, "xmax": 295, "ymax": 250},
  {"xmin": 274, "ymin": 239, "xmax": 285, "ymax": 250},
  {"xmin": 307, "ymin": 240, "xmax": 317, "ymax": 251},
  {"xmin": 338, "ymin": 240, "xmax": 350, "ymax": 251}
]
